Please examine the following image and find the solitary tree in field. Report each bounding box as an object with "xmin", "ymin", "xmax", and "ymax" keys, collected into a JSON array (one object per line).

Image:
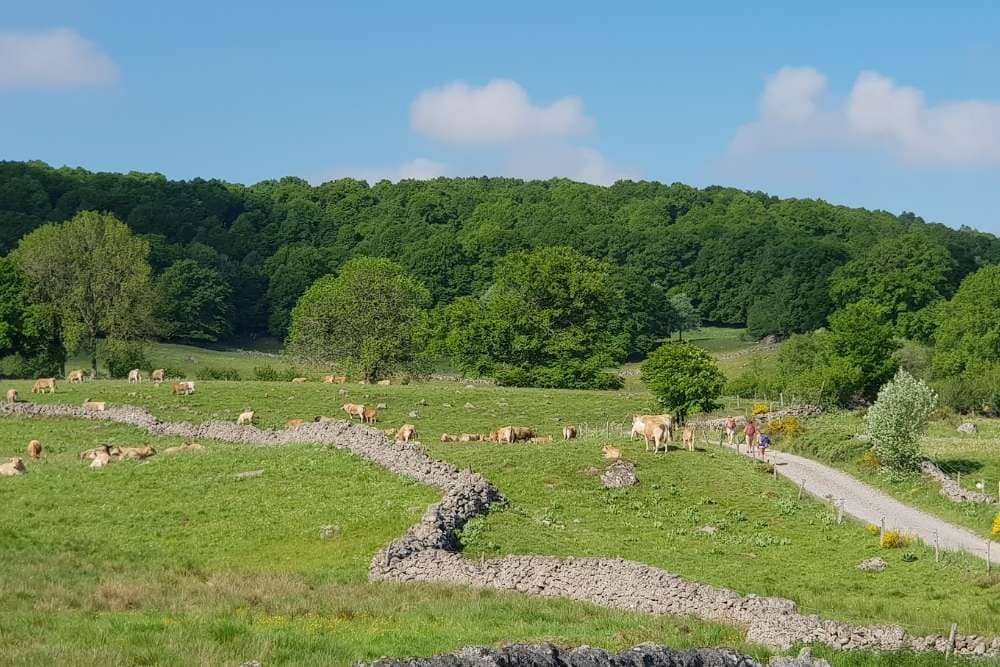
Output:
[
  {"xmin": 865, "ymin": 369, "xmax": 937, "ymax": 471},
  {"xmin": 15, "ymin": 211, "xmax": 156, "ymax": 374},
  {"xmin": 287, "ymin": 257, "xmax": 430, "ymax": 382},
  {"xmin": 641, "ymin": 342, "xmax": 725, "ymax": 420}
]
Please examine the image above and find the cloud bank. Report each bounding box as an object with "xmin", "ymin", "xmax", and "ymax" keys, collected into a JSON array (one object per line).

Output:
[
  {"xmin": 731, "ymin": 66, "xmax": 1000, "ymax": 167},
  {"xmin": 0, "ymin": 28, "xmax": 118, "ymax": 89}
]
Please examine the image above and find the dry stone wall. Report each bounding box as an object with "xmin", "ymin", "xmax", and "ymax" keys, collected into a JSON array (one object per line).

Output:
[
  {"xmin": 920, "ymin": 460, "xmax": 995, "ymax": 504},
  {"xmin": 2, "ymin": 400, "xmax": 997, "ymax": 659}
]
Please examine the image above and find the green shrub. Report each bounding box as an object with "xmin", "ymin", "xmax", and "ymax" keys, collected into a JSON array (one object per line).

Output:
[
  {"xmin": 933, "ymin": 365, "xmax": 1000, "ymax": 415},
  {"xmin": 101, "ymin": 339, "xmax": 148, "ymax": 379},
  {"xmin": 901, "ymin": 551, "xmax": 918, "ymax": 562},
  {"xmin": 641, "ymin": 342, "xmax": 725, "ymax": 419},
  {"xmin": 253, "ymin": 365, "xmax": 300, "ymax": 382},
  {"xmin": 195, "ymin": 366, "xmax": 242, "ymax": 381},
  {"xmin": 866, "ymin": 369, "xmax": 937, "ymax": 471}
]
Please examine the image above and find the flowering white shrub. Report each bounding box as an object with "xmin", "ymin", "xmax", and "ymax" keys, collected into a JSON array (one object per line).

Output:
[{"xmin": 865, "ymin": 369, "xmax": 937, "ymax": 471}]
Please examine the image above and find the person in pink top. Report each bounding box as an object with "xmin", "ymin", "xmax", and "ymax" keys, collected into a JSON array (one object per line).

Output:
[
  {"xmin": 743, "ymin": 419, "xmax": 758, "ymax": 456},
  {"xmin": 724, "ymin": 416, "xmax": 737, "ymax": 447}
]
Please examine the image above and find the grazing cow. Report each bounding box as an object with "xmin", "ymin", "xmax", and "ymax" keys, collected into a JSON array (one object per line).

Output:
[
  {"xmin": 90, "ymin": 451, "xmax": 112, "ymax": 469},
  {"xmin": 486, "ymin": 431, "xmax": 499, "ymax": 442},
  {"xmin": 398, "ymin": 424, "xmax": 417, "ymax": 443},
  {"xmin": 440, "ymin": 433, "xmax": 458, "ymax": 443},
  {"xmin": 496, "ymin": 427, "xmax": 521, "ymax": 444},
  {"xmin": 529, "ymin": 436, "xmax": 554, "ymax": 444},
  {"xmin": 459, "ymin": 433, "xmax": 482, "ymax": 442},
  {"xmin": 67, "ymin": 369, "xmax": 85, "ymax": 384},
  {"xmin": 237, "ymin": 410, "xmax": 255, "ymax": 425},
  {"xmin": 286, "ymin": 419, "xmax": 304, "ymax": 429},
  {"xmin": 151, "ymin": 369, "xmax": 165, "ymax": 384},
  {"xmin": 291, "ymin": 377, "xmax": 308, "ymax": 384},
  {"xmin": 83, "ymin": 399, "xmax": 106, "ymax": 412},
  {"xmin": 313, "ymin": 415, "xmax": 336, "ymax": 423},
  {"xmin": 642, "ymin": 421, "xmax": 668, "ymax": 453},
  {"xmin": 27, "ymin": 440, "xmax": 42, "ymax": 460},
  {"xmin": 377, "ymin": 379, "xmax": 391, "ymax": 386},
  {"xmin": 163, "ymin": 442, "xmax": 204, "ymax": 455},
  {"xmin": 512, "ymin": 427, "xmax": 535, "ymax": 442},
  {"xmin": 562, "ymin": 425, "xmax": 577, "ymax": 440},
  {"xmin": 602, "ymin": 445, "xmax": 622, "ymax": 460},
  {"xmin": 362, "ymin": 407, "xmax": 378, "ymax": 424},
  {"xmin": 32, "ymin": 378, "xmax": 56, "ymax": 394},
  {"xmin": 341, "ymin": 403, "xmax": 365, "ymax": 420},
  {"xmin": 632, "ymin": 414, "xmax": 673, "ymax": 442},
  {"xmin": 322, "ymin": 375, "xmax": 335, "ymax": 384},
  {"xmin": 117, "ymin": 446, "xmax": 157, "ymax": 460},
  {"xmin": 682, "ymin": 426, "xmax": 695, "ymax": 452},
  {"xmin": 5, "ymin": 389, "xmax": 16, "ymax": 404},
  {"xmin": 171, "ymin": 381, "xmax": 195, "ymax": 395},
  {"xmin": 0, "ymin": 457, "xmax": 27, "ymax": 476},
  {"xmin": 128, "ymin": 369, "xmax": 143, "ymax": 384}
]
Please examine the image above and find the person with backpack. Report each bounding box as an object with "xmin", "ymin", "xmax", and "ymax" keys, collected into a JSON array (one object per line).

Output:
[
  {"xmin": 724, "ymin": 416, "xmax": 737, "ymax": 447},
  {"xmin": 743, "ymin": 419, "xmax": 758, "ymax": 455},
  {"xmin": 757, "ymin": 432, "xmax": 772, "ymax": 461}
]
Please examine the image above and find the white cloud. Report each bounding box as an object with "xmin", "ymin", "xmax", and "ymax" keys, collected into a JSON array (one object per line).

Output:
[
  {"xmin": 410, "ymin": 79, "xmax": 594, "ymax": 145},
  {"xmin": 314, "ymin": 158, "xmax": 448, "ymax": 184},
  {"xmin": 729, "ymin": 66, "xmax": 1000, "ymax": 167},
  {"xmin": 0, "ymin": 28, "xmax": 118, "ymax": 89},
  {"xmin": 503, "ymin": 143, "xmax": 638, "ymax": 185}
]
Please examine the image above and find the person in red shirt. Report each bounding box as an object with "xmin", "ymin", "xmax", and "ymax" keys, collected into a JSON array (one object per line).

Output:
[
  {"xmin": 743, "ymin": 419, "xmax": 758, "ymax": 456},
  {"xmin": 724, "ymin": 416, "xmax": 737, "ymax": 447}
]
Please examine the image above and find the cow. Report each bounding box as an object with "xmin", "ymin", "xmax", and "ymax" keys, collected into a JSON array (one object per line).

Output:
[
  {"xmin": 529, "ymin": 436, "xmax": 554, "ymax": 444},
  {"xmin": 171, "ymin": 381, "xmax": 195, "ymax": 396},
  {"xmin": 341, "ymin": 403, "xmax": 365, "ymax": 420},
  {"xmin": 291, "ymin": 377, "xmax": 308, "ymax": 384},
  {"xmin": 486, "ymin": 431, "xmax": 499, "ymax": 442},
  {"xmin": 632, "ymin": 414, "xmax": 673, "ymax": 442},
  {"xmin": 32, "ymin": 378, "xmax": 56, "ymax": 394},
  {"xmin": 376, "ymin": 379, "xmax": 391, "ymax": 386},
  {"xmin": 237, "ymin": 410, "xmax": 255, "ymax": 425},
  {"xmin": 0, "ymin": 457, "xmax": 27, "ymax": 476},
  {"xmin": 322, "ymin": 375, "xmax": 336, "ymax": 384},
  {"xmin": 127, "ymin": 369, "xmax": 143, "ymax": 384},
  {"xmin": 117, "ymin": 446, "xmax": 156, "ymax": 460},
  {"xmin": 333, "ymin": 376, "xmax": 348, "ymax": 384},
  {"xmin": 458, "ymin": 433, "xmax": 482, "ymax": 442},
  {"xmin": 512, "ymin": 427, "xmax": 535, "ymax": 442},
  {"xmin": 67, "ymin": 369, "xmax": 85, "ymax": 384},
  {"xmin": 496, "ymin": 426, "xmax": 534, "ymax": 444},
  {"xmin": 602, "ymin": 445, "xmax": 622, "ymax": 460},
  {"xmin": 82, "ymin": 399, "xmax": 106, "ymax": 412},
  {"xmin": 682, "ymin": 426, "xmax": 695, "ymax": 452},
  {"xmin": 5, "ymin": 389, "xmax": 16, "ymax": 404},
  {"xmin": 151, "ymin": 369, "xmax": 165, "ymax": 384},
  {"xmin": 642, "ymin": 420, "xmax": 668, "ymax": 453},
  {"xmin": 163, "ymin": 442, "xmax": 204, "ymax": 455},
  {"xmin": 27, "ymin": 440, "xmax": 42, "ymax": 460},
  {"xmin": 440, "ymin": 433, "xmax": 458, "ymax": 443},
  {"xmin": 90, "ymin": 450, "xmax": 112, "ymax": 469},
  {"xmin": 562, "ymin": 425, "xmax": 578, "ymax": 440},
  {"xmin": 80, "ymin": 444, "xmax": 113, "ymax": 461},
  {"xmin": 398, "ymin": 424, "xmax": 417, "ymax": 443},
  {"xmin": 362, "ymin": 407, "xmax": 378, "ymax": 424},
  {"xmin": 286, "ymin": 419, "xmax": 304, "ymax": 429}
]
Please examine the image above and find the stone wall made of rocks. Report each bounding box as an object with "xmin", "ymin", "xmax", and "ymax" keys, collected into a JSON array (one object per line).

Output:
[
  {"xmin": 2, "ymin": 400, "xmax": 996, "ymax": 659},
  {"xmin": 693, "ymin": 406, "xmax": 824, "ymax": 431},
  {"xmin": 920, "ymin": 460, "xmax": 995, "ymax": 504}
]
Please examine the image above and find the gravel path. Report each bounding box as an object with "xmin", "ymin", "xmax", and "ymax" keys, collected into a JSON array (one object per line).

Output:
[{"xmin": 727, "ymin": 442, "xmax": 1000, "ymax": 564}]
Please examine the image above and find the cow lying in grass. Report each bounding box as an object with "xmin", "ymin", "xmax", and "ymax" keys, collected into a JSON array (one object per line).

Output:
[{"xmin": 0, "ymin": 457, "xmax": 27, "ymax": 476}]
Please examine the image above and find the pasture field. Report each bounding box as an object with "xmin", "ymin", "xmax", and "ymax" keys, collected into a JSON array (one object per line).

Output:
[{"xmin": 1, "ymin": 377, "xmax": 999, "ymax": 665}]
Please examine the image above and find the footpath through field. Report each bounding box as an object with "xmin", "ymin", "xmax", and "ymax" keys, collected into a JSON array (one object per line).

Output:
[{"xmin": 725, "ymin": 442, "xmax": 1000, "ymax": 565}]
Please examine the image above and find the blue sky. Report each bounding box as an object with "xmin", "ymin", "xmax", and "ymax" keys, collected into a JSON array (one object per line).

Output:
[{"xmin": 3, "ymin": 1, "xmax": 1000, "ymax": 233}]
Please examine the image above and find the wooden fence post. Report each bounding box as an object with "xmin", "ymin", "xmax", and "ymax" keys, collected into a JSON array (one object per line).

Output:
[
  {"xmin": 988, "ymin": 541, "xmax": 992, "ymax": 575},
  {"xmin": 947, "ymin": 623, "xmax": 958, "ymax": 658},
  {"xmin": 935, "ymin": 530, "xmax": 940, "ymax": 563},
  {"xmin": 837, "ymin": 499, "xmax": 844, "ymax": 524},
  {"xmin": 880, "ymin": 516, "xmax": 885, "ymax": 541},
  {"xmin": 798, "ymin": 479, "xmax": 805, "ymax": 500}
]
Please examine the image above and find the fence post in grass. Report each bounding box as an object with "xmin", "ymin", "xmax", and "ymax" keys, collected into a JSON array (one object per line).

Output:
[
  {"xmin": 957, "ymin": 471, "xmax": 961, "ymax": 488},
  {"xmin": 935, "ymin": 529, "xmax": 940, "ymax": 563},
  {"xmin": 780, "ymin": 392, "xmax": 784, "ymax": 407},
  {"xmin": 988, "ymin": 541, "xmax": 992, "ymax": 575},
  {"xmin": 736, "ymin": 394, "xmax": 741, "ymax": 408},
  {"xmin": 880, "ymin": 515, "xmax": 885, "ymax": 541},
  {"xmin": 837, "ymin": 499, "xmax": 844, "ymax": 524},
  {"xmin": 798, "ymin": 478, "xmax": 805, "ymax": 500},
  {"xmin": 947, "ymin": 623, "xmax": 958, "ymax": 658},
  {"xmin": 773, "ymin": 465, "xmax": 778, "ymax": 480}
]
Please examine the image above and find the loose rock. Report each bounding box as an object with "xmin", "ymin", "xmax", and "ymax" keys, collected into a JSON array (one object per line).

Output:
[
  {"xmin": 601, "ymin": 460, "xmax": 639, "ymax": 488},
  {"xmin": 857, "ymin": 558, "xmax": 887, "ymax": 572}
]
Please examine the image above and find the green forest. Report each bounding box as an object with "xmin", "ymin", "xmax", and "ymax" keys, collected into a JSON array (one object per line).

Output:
[{"xmin": 2, "ymin": 160, "xmax": 999, "ymax": 402}]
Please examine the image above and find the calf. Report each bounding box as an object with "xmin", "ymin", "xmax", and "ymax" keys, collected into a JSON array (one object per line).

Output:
[
  {"xmin": 27, "ymin": 440, "xmax": 42, "ymax": 460},
  {"xmin": 0, "ymin": 457, "xmax": 27, "ymax": 476},
  {"xmin": 362, "ymin": 407, "xmax": 378, "ymax": 424},
  {"xmin": 32, "ymin": 378, "xmax": 56, "ymax": 394},
  {"xmin": 602, "ymin": 445, "xmax": 622, "ymax": 460},
  {"xmin": 90, "ymin": 451, "xmax": 112, "ymax": 469},
  {"xmin": 5, "ymin": 389, "xmax": 16, "ymax": 404},
  {"xmin": 127, "ymin": 369, "xmax": 143, "ymax": 384},
  {"xmin": 237, "ymin": 410, "xmax": 255, "ymax": 425},
  {"xmin": 341, "ymin": 403, "xmax": 365, "ymax": 420},
  {"xmin": 398, "ymin": 424, "xmax": 417, "ymax": 443},
  {"xmin": 171, "ymin": 381, "xmax": 195, "ymax": 395},
  {"xmin": 117, "ymin": 446, "xmax": 156, "ymax": 460},
  {"xmin": 151, "ymin": 369, "xmax": 165, "ymax": 384},
  {"xmin": 286, "ymin": 419, "xmax": 304, "ymax": 429},
  {"xmin": 562, "ymin": 425, "xmax": 577, "ymax": 440},
  {"xmin": 682, "ymin": 426, "xmax": 695, "ymax": 452},
  {"xmin": 67, "ymin": 369, "xmax": 85, "ymax": 384},
  {"xmin": 83, "ymin": 399, "xmax": 107, "ymax": 412}
]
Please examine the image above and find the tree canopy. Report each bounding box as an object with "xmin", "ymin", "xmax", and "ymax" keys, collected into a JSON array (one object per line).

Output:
[
  {"xmin": 157, "ymin": 259, "xmax": 234, "ymax": 342},
  {"xmin": 932, "ymin": 265, "xmax": 1000, "ymax": 376},
  {"xmin": 641, "ymin": 342, "xmax": 726, "ymax": 419}
]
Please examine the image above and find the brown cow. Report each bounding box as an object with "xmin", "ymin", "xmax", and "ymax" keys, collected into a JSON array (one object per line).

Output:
[
  {"xmin": 32, "ymin": 378, "xmax": 56, "ymax": 394},
  {"xmin": 362, "ymin": 407, "xmax": 378, "ymax": 424},
  {"xmin": 291, "ymin": 377, "xmax": 309, "ymax": 384},
  {"xmin": 511, "ymin": 427, "xmax": 535, "ymax": 442},
  {"xmin": 459, "ymin": 433, "xmax": 482, "ymax": 442},
  {"xmin": 151, "ymin": 369, "xmax": 165, "ymax": 384},
  {"xmin": 602, "ymin": 445, "xmax": 622, "ymax": 460},
  {"xmin": 286, "ymin": 419, "xmax": 304, "ymax": 429},
  {"xmin": 342, "ymin": 403, "xmax": 365, "ymax": 420},
  {"xmin": 83, "ymin": 399, "xmax": 106, "ymax": 412},
  {"xmin": 27, "ymin": 440, "xmax": 42, "ymax": 460},
  {"xmin": 117, "ymin": 446, "xmax": 156, "ymax": 460},
  {"xmin": 5, "ymin": 389, "xmax": 16, "ymax": 404},
  {"xmin": 562, "ymin": 425, "xmax": 577, "ymax": 440},
  {"xmin": 682, "ymin": 426, "xmax": 695, "ymax": 452},
  {"xmin": 440, "ymin": 433, "xmax": 458, "ymax": 443},
  {"xmin": 67, "ymin": 369, "xmax": 85, "ymax": 384},
  {"xmin": 237, "ymin": 410, "xmax": 255, "ymax": 425},
  {"xmin": 171, "ymin": 381, "xmax": 195, "ymax": 395},
  {"xmin": 0, "ymin": 457, "xmax": 27, "ymax": 476},
  {"xmin": 398, "ymin": 424, "xmax": 417, "ymax": 443},
  {"xmin": 642, "ymin": 420, "xmax": 668, "ymax": 453}
]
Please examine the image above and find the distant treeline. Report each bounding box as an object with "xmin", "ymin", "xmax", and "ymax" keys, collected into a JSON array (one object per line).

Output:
[{"xmin": 2, "ymin": 160, "xmax": 998, "ymax": 344}]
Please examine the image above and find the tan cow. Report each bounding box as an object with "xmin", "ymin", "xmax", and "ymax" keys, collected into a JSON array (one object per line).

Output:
[
  {"xmin": 602, "ymin": 445, "xmax": 622, "ymax": 460},
  {"xmin": 333, "ymin": 375, "xmax": 348, "ymax": 384},
  {"xmin": 642, "ymin": 420, "xmax": 668, "ymax": 453},
  {"xmin": 286, "ymin": 419, "xmax": 304, "ymax": 430},
  {"xmin": 127, "ymin": 369, "xmax": 143, "ymax": 384},
  {"xmin": 529, "ymin": 436, "xmax": 554, "ymax": 444},
  {"xmin": 83, "ymin": 399, "xmax": 106, "ymax": 412},
  {"xmin": 682, "ymin": 426, "xmax": 695, "ymax": 452},
  {"xmin": 398, "ymin": 424, "xmax": 417, "ymax": 443},
  {"xmin": 80, "ymin": 444, "xmax": 113, "ymax": 461},
  {"xmin": 342, "ymin": 403, "xmax": 365, "ymax": 420},
  {"xmin": 171, "ymin": 381, "xmax": 195, "ymax": 395},
  {"xmin": 27, "ymin": 440, "xmax": 42, "ymax": 460},
  {"xmin": 117, "ymin": 446, "xmax": 156, "ymax": 460},
  {"xmin": 32, "ymin": 378, "xmax": 56, "ymax": 394},
  {"xmin": 440, "ymin": 433, "xmax": 458, "ymax": 443},
  {"xmin": 322, "ymin": 375, "xmax": 335, "ymax": 383},
  {"xmin": 376, "ymin": 379, "xmax": 391, "ymax": 386},
  {"xmin": 0, "ymin": 457, "xmax": 27, "ymax": 476},
  {"xmin": 362, "ymin": 407, "xmax": 378, "ymax": 424},
  {"xmin": 5, "ymin": 389, "xmax": 16, "ymax": 404},
  {"xmin": 632, "ymin": 414, "xmax": 673, "ymax": 442},
  {"xmin": 151, "ymin": 369, "xmax": 165, "ymax": 384},
  {"xmin": 459, "ymin": 433, "xmax": 482, "ymax": 442},
  {"xmin": 237, "ymin": 410, "xmax": 255, "ymax": 425},
  {"xmin": 291, "ymin": 377, "xmax": 309, "ymax": 384},
  {"xmin": 562, "ymin": 425, "xmax": 577, "ymax": 440},
  {"xmin": 90, "ymin": 451, "xmax": 112, "ymax": 469},
  {"xmin": 163, "ymin": 442, "xmax": 204, "ymax": 455},
  {"xmin": 67, "ymin": 369, "xmax": 85, "ymax": 384}
]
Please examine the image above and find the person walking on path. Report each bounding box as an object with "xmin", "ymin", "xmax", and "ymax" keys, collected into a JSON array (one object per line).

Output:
[
  {"xmin": 743, "ymin": 419, "xmax": 757, "ymax": 455},
  {"xmin": 724, "ymin": 416, "xmax": 737, "ymax": 447},
  {"xmin": 757, "ymin": 432, "xmax": 771, "ymax": 461}
]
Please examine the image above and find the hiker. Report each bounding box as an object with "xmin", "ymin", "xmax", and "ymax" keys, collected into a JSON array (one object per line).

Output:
[
  {"xmin": 724, "ymin": 416, "xmax": 737, "ymax": 447},
  {"xmin": 743, "ymin": 419, "xmax": 758, "ymax": 455},
  {"xmin": 757, "ymin": 432, "xmax": 771, "ymax": 461}
]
